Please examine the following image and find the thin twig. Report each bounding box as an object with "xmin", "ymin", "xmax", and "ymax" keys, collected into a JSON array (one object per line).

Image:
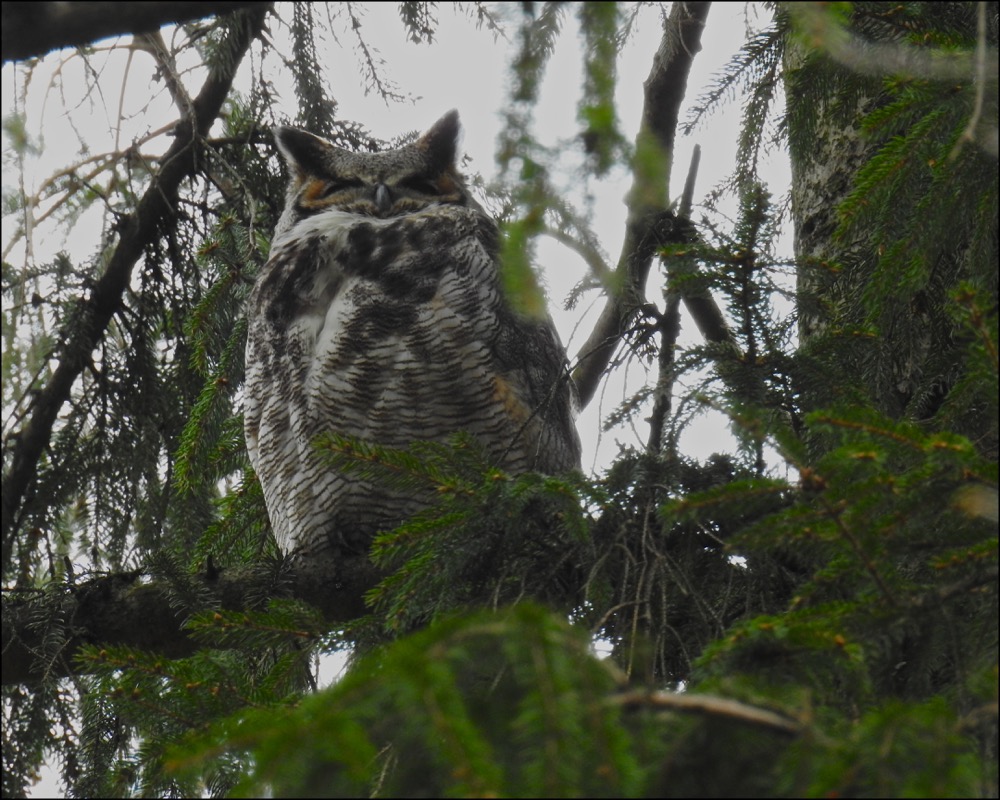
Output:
[{"xmin": 647, "ymin": 144, "xmax": 701, "ymax": 455}]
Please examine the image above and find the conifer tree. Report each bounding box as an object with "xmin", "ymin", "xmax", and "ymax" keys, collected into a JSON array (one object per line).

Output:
[{"xmin": 2, "ymin": 3, "xmax": 996, "ymax": 797}]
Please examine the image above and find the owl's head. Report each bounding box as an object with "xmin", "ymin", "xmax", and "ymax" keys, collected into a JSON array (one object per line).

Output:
[{"xmin": 273, "ymin": 110, "xmax": 478, "ymax": 226}]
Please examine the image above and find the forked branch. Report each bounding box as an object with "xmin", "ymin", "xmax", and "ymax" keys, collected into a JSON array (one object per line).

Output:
[{"xmin": 573, "ymin": 1, "xmax": 718, "ymax": 408}]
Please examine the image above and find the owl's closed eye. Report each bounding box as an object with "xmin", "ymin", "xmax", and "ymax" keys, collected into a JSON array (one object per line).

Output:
[{"xmin": 275, "ymin": 111, "xmax": 470, "ymax": 220}]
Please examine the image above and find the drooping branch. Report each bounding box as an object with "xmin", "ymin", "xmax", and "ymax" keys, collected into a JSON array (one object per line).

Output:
[
  {"xmin": 573, "ymin": 0, "xmax": 716, "ymax": 408},
  {"xmin": 1, "ymin": 559, "xmax": 379, "ymax": 686},
  {"xmin": 1, "ymin": 1, "xmax": 270, "ymax": 63},
  {"xmin": 1, "ymin": 5, "xmax": 270, "ymax": 567}
]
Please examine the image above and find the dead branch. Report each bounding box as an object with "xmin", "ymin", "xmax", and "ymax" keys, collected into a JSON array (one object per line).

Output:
[
  {"xmin": 647, "ymin": 145, "xmax": 700, "ymax": 455},
  {"xmin": 613, "ymin": 688, "xmax": 806, "ymax": 737}
]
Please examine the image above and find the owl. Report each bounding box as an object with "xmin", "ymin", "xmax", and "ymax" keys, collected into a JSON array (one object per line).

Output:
[{"xmin": 244, "ymin": 111, "xmax": 581, "ymax": 571}]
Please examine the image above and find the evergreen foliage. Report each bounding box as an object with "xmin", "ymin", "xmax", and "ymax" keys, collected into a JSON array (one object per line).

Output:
[
  {"xmin": 784, "ymin": 1, "xmax": 998, "ymax": 425},
  {"xmin": 2, "ymin": 2, "xmax": 996, "ymax": 798}
]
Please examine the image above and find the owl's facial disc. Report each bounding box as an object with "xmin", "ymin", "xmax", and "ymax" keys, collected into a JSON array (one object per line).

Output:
[{"xmin": 296, "ymin": 171, "xmax": 466, "ymax": 219}]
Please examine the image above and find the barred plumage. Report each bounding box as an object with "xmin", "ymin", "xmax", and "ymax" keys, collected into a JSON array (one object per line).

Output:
[{"xmin": 244, "ymin": 111, "xmax": 581, "ymax": 567}]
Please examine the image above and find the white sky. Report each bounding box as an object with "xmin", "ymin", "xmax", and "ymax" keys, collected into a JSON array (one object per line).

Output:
[
  {"xmin": 307, "ymin": 2, "xmax": 792, "ymax": 470},
  {"xmin": 4, "ymin": 4, "xmax": 793, "ymax": 796},
  {"xmin": 3, "ymin": 2, "xmax": 792, "ymax": 475}
]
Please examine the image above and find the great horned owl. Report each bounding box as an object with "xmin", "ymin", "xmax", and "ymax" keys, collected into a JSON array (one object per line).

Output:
[{"xmin": 244, "ymin": 111, "xmax": 581, "ymax": 568}]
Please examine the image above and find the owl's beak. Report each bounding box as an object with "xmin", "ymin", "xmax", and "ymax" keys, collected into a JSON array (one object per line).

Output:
[{"xmin": 374, "ymin": 183, "xmax": 391, "ymax": 216}]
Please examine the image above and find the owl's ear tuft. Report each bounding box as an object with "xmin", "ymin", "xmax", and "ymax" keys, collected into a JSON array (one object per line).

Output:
[
  {"xmin": 416, "ymin": 110, "xmax": 461, "ymax": 171},
  {"xmin": 273, "ymin": 126, "xmax": 335, "ymax": 178}
]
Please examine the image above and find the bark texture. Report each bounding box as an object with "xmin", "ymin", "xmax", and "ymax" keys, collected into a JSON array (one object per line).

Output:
[{"xmin": 2, "ymin": 559, "xmax": 378, "ymax": 686}]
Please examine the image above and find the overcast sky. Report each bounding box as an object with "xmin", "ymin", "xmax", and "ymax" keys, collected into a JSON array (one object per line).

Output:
[
  {"xmin": 286, "ymin": 3, "xmax": 793, "ymax": 470},
  {"xmin": 3, "ymin": 3, "xmax": 792, "ymax": 477}
]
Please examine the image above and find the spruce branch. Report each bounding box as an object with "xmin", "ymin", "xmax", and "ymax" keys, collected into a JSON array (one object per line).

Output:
[
  {"xmin": 818, "ymin": 494, "xmax": 899, "ymax": 608},
  {"xmin": 786, "ymin": 2, "xmax": 999, "ymax": 84},
  {"xmin": 340, "ymin": 3, "xmax": 406, "ymax": 104},
  {"xmin": 1, "ymin": 558, "xmax": 377, "ymax": 687},
  {"xmin": 1, "ymin": 4, "xmax": 270, "ymax": 567}
]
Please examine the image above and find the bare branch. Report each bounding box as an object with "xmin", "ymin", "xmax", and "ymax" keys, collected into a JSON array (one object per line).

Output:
[
  {"xmin": 0, "ymin": 123, "xmax": 177, "ymax": 262},
  {"xmin": 951, "ymin": 1, "xmax": 997, "ymax": 159},
  {"xmin": 678, "ymin": 142, "xmax": 701, "ymax": 219},
  {"xmin": 646, "ymin": 144, "xmax": 703, "ymax": 455},
  {"xmin": 1, "ymin": 4, "xmax": 270, "ymax": 567},
  {"xmin": 612, "ymin": 688, "xmax": 806, "ymax": 737},
  {"xmin": 542, "ymin": 227, "xmax": 613, "ymax": 286},
  {"xmin": 573, "ymin": 1, "xmax": 713, "ymax": 408},
  {"xmin": 135, "ymin": 30, "xmax": 193, "ymax": 117}
]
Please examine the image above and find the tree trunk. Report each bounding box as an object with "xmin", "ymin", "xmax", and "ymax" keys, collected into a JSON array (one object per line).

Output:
[{"xmin": 785, "ymin": 13, "xmax": 991, "ymax": 424}]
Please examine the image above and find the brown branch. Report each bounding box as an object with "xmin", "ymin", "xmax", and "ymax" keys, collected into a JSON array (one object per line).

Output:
[
  {"xmin": 679, "ymin": 281, "xmax": 733, "ymax": 345},
  {"xmin": 613, "ymin": 689, "xmax": 806, "ymax": 737},
  {"xmin": 645, "ymin": 295, "xmax": 682, "ymax": 455},
  {"xmin": 7, "ymin": 560, "xmax": 994, "ymax": 688},
  {"xmin": 1, "ymin": 4, "xmax": 270, "ymax": 567},
  {"xmin": 1, "ymin": 558, "xmax": 379, "ymax": 686},
  {"xmin": 667, "ymin": 143, "xmax": 733, "ymax": 349},
  {"xmin": 573, "ymin": 1, "xmax": 713, "ymax": 408},
  {"xmin": 135, "ymin": 29, "xmax": 193, "ymax": 116},
  {"xmin": 1, "ymin": 2, "xmax": 269, "ymax": 63},
  {"xmin": 647, "ymin": 145, "xmax": 701, "ymax": 455},
  {"xmin": 910, "ymin": 564, "xmax": 999, "ymax": 610}
]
